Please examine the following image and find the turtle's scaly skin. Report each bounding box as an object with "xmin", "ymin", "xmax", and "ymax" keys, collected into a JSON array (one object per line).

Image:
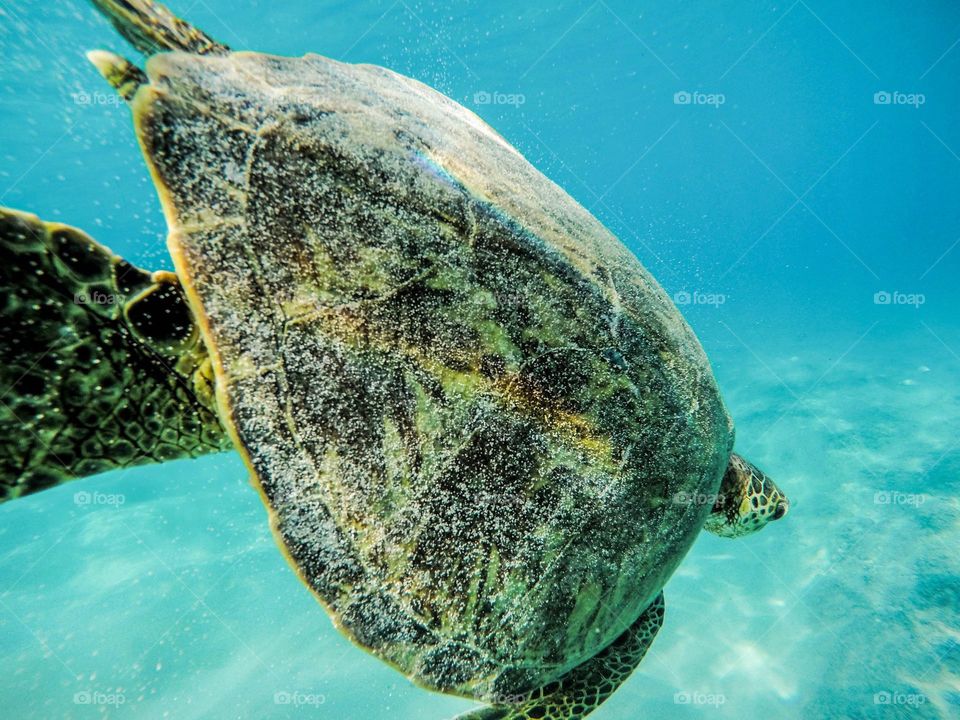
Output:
[
  {"xmin": 0, "ymin": 208, "xmax": 229, "ymax": 500},
  {"xmin": 128, "ymin": 50, "xmax": 734, "ymax": 700}
]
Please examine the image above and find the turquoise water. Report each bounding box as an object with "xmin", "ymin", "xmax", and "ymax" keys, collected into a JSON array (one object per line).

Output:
[{"xmin": 2, "ymin": 1, "xmax": 959, "ymax": 718}]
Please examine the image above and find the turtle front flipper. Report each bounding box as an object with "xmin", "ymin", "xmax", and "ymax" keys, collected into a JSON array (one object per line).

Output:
[
  {"xmin": 89, "ymin": 0, "xmax": 229, "ymax": 56},
  {"xmin": 0, "ymin": 208, "xmax": 231, "ymax": 502},
  {"xmin": 452, "ymin": 593, "xmax": 665, "ymax": 720}
]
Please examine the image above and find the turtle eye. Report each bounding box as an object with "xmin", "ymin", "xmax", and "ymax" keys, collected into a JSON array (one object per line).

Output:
[{"xmin": 772, "ymin": 503, "xmax": 787, "ymax": 520}]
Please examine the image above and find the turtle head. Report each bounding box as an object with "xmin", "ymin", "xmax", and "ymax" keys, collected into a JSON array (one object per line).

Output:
[{"xmin": 703, "ymin": 453, "xmax": 789, "ymax": 538}]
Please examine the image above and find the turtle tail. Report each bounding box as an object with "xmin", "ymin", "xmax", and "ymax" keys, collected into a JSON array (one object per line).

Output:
[
  {"xmin": 0, "ymin": 208, "xmax": 231, "ymax": 502},
  {"xmin": 89, "ymin": 0, "xmax": 230, "ymax": 56}
]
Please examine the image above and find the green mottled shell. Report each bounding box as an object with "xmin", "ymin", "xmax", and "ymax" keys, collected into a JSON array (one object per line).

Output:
[{"xmin": 131, "ymin": 51, "xmax": 733, "ymax": 701}]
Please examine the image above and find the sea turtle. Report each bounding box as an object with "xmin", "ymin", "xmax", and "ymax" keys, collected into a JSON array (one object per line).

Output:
[{"xmin": 0, "ymin": 1, "xmax": 790, "ymax": 717}]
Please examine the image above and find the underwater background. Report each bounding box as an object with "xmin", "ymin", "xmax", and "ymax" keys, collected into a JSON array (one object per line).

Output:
[{"xmin": 1, "ymin": 0, "xmax": 958, "ymax": 718}]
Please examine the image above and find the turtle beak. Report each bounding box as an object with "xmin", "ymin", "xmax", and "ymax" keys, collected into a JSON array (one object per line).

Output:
[{"xmin": 87, "ymin": 50, "xmax": 147, "ymax": 103}]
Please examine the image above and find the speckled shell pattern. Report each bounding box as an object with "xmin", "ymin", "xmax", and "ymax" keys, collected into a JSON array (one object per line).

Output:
[{"xmin": 130, "ymin": 51, "xmax": 734, "ymax": 701}]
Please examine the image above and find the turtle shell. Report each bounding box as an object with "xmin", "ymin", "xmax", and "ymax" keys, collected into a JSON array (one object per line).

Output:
[{"xmin": 130, "ymin": 50, "xmax": 733, "ymax": 700}]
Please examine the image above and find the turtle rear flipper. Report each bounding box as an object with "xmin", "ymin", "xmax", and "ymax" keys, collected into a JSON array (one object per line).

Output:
[
  {"xmin": 453, "ymin": 593, "xmax": 666, "ymax": 720},
  {"xmin": 0, "ymin": 207, "xmax": 231, "ymax": 502}
]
